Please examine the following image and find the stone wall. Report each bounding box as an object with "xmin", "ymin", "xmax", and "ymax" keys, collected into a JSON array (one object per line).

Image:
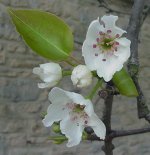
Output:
[{"xmin": 0, "ymin": 0, "xmax": 150, "ymax": 155}]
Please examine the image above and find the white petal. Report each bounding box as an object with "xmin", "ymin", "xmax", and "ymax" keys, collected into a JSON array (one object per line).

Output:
[
  {"xmin": 82, "ymin": 39, "xmax": 101, "ymax": 70},
  {"xmin": 52, "ymin": 88, "xmax": 95, "ymax": 116},
  {"xmin": 43, "ymin": 75, "xmax": 60, "ymax": 83},
  {"xmin": 60, "ymin": 116, "xmax": 84, "ymax": 147},
  {"xmin": 75, "ymin": 78, "xmax": 92, "ymax": 88},
  {"xmin": 87, "ymin": 114, "xmax": 106, "ymax": 140},
  {"xmin": 33, "ymin": 67, "xmax": 42, "ymax": 75},
  {"xmin": 33, "ymin": 63, "xmax": 62, "ymax": 85},
  {"xmin": 42, "ymin": 87, "xmax": 74, "ymax": 127},
  {"xmin": 101, "ymin": 15, "xmax": 126, "ymax": 37},
  {"xmin": 95, "ymin": 54, "xmax": 123, "ymax": 82},
  {"xmin": 86, "ymin": 17, "xmax": 104, "ymax": 42},
  {"xmin": 41, "ymin": 63, "xmax": 62, "ymax": 81},
  {"xmin": 40, "ymin": 62, "xmax": 61, "ymax": 74},
  {"xmin": 38, "ymin": 81, "xmax": 58, "ymax": 88},
  {"xmin": 114, "ymin": 38, "xmax": 131, "ymax": 62},
  {"xmin": 33, "ymin": 67, "xmax": 50, "ymax": 82},
  {"xmin": 65, "ymin": 91, "xmax": 94, "ymax": 116},
  {"xmin": 82, "ymin": 18, "xmax": 105, "ymax": 71},
  {"xmin": 49, "ymin": 87, "xmax": 72, "ymax": 105},
  {"xmin": 71, "ymin": 65, "xmax": 92, "ymax": 87},
  {"xmin": 42, "ymin": 103, "xmax": 68, "ymax": 127},
  {"xmin": 116, "ymin": 37, "xmax": 131, "ymax": 46}
]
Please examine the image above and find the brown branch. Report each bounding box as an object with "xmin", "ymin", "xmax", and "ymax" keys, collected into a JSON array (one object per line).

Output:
[
  {"xmin": 87, "ymin": 127, "xmax": 150, "ymax": 141},
  {"xmin": 110, "ymin": 127, "xmax": 150, "ymax": 138},
  {"xmin": 127, "ymin": 0, "xmax": 150, "ymax": 123},
  {"xmin": 140, "ymin": 5, "xmax": 150, "ymax": 27},
  {"xmin": 97, "ymin": 0, "xmax": 130, "ymax": 15},
  {"xmin": 101, "ymin": 83, "xmax": 114, "ymax": 155}
]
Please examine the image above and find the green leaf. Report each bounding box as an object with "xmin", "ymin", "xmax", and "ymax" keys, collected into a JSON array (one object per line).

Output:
[
  {"xmin": 112, "ymin": 68, "xmax": 138, "ymax": 97},
  {"xmin": 8, "ymin": 8, "xmax": 74, "ymax": 61}
]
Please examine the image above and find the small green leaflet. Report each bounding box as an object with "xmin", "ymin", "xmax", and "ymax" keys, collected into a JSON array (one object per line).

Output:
[
  {"xmin": 113, "ymin": 68, "xmax": 138, "ymax": 97},
  {"xmin": 8, "ymin": 8, "xmax": 74, "ymax": 61}
]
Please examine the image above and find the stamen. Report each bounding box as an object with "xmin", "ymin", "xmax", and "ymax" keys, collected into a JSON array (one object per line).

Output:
[
  {"xmin": 102, "ymin": 59, "xmax": 106, "ymax": 61},
  {"xmin": 107, "ymin": 30, "xmax": 112, "ymax": 33},
  {"xmin": 99, "ymin": 31, "xmax": 104, "ymax": 35},
  {"xmin": 115, "ymin": 42, "xmax": 119, "ymax": 45},
  {"xmin": 93, "ymin": 44, "xmax": 97, "ymax": 48},
  {"xmin": 116, "ymin": 34, "xmax": 120, "ymax": 38},
  {"xmin": 96, "ymin": 38, "xmax": 100, "ymax": 42},
  {"xmin": 95, "ymin": 53, "xmax": 98, "ymax": 56}
]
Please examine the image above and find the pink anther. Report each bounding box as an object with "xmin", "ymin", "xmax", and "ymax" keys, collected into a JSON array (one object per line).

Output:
[
  {"xmin": 96, "ymin": 38, "xmax": 100, "ymax": 42},
  {"xmin": 115, "ymin": 34, "xmax": 120, "ymax": 38},
  {"xmin": 115, "ymin": 42, "xmax": 119, "ymax": 45},
  {"xmin": 107, "ymin": 30, "xmax": 112, "ymax": 33},
  {"xmin": 93, "ymin": 44, "xmax": 97, "ymax": 48},
  {"xmin": 99, "ymin": 31, "xmax": 104, "ymax": 35}
]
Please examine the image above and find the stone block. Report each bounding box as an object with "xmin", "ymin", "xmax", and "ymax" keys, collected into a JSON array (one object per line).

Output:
[
  {"xmin": 0, "ymin": 78, "xmax": 40, "ymax": 102},
  {"xmin": 0, "ymin": 118, "xmax": 27, "ymax": 133},
  {"xmin": 0, "ymin": 50, "xmax": 5, "ymax": 64}
]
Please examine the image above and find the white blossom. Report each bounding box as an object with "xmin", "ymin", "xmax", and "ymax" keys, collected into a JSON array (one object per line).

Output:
[
  {"xmin": 82, "ymin": 15, "xmax": 131, "ymax": 82},
  {"xmin": 42, "ymin": 87, "xmax": 106, "ymax": 147},
  {"xmin": 71, "ymin": 65, "xmax": 92, "ymax": 88},
  {"xmin": 33, "ymin": 63, "xmax": 62, "ymax": 88}
]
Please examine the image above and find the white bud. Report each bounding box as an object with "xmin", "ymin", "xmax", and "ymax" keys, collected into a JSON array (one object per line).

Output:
[
  {"xmin": 33, "ymin": 62, "xmax": 62, "ymax": 88},
  {"xmin": 71, "ymin": 65, "xmax": 92, "ymax": 88}
]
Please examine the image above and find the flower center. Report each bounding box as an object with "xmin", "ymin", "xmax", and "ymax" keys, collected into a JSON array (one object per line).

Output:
[
  {"xmin": 73, "ymin": 104, "xmax": 85, "ymax": 113},
  {"xmin": 65, "ymin": 103, "xmax": 89, "ymax": 126},
  {"xmin": 100, "ymin": 38, "xmax": 113, "ymax": 50},
  {"xmin": 93, "ymin": 30, "xmax": 120, "ymax": 61}
]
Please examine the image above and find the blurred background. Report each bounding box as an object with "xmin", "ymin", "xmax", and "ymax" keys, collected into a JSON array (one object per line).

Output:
[{"xmin": 0, "ymin": 0, "xmax": 150, "ymax": 155}]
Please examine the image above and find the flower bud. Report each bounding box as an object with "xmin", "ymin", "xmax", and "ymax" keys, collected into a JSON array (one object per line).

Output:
[
  {"xmin": 53, "ymin": 139, "xmax": 65, "ymax": 144},
  {"xmin": 71, "ymin": 65, "xmax": 92, "ymax": 88},
  {"xmin": 33, "ymin": 62, "xmax": 62, "ymax": 88},
  {"xmin": 52, "ymin": 122, "xmax": 61, "ymax": 133},
  {"xmin": 82, "ymin": 131, "xmax": 88, "ymax": 140}
]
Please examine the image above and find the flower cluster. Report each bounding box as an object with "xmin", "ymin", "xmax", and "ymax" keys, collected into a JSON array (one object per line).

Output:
[{"xmin": 33, "ymin": 15, "xmax": 131, "ymax": 147}]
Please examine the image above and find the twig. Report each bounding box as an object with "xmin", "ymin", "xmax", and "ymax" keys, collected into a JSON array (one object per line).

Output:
[
  {"xmin": 140, "ymin": 5, "xmax": 150, "ymax": 27},
  {"xmin": 101, "ymin": 83, "xmax": 114, "ymax": 155},
  {"xmin": 87, "ymin": 127, "xmax": 150, "ymax": 141},
  {"xmin": 127, "ymin": 0, "xmax": 150, "ymax": 123},
  {"xmin": 97, "ymin": 0, "xmax": 130, "ymax": 15},
  {"xmin": 110, "ymin": 127, "xmax": 150, "ymax": 138}
]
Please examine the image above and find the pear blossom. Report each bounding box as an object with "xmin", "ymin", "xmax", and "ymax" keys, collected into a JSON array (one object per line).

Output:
[
  {"xmin": 71, "ymin": 65, "xmax": 92, "ymax": 88},
  {"xmin": 42, "ymin": 87, "xmax": 106, "ymax": 147},
  {"xmin": 82, "ymin": 15, "xmax": 131, "ymax": 82},
  {"xmin": 33, "ymin": 63, "xmax": 62, "ymax": 88}
]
